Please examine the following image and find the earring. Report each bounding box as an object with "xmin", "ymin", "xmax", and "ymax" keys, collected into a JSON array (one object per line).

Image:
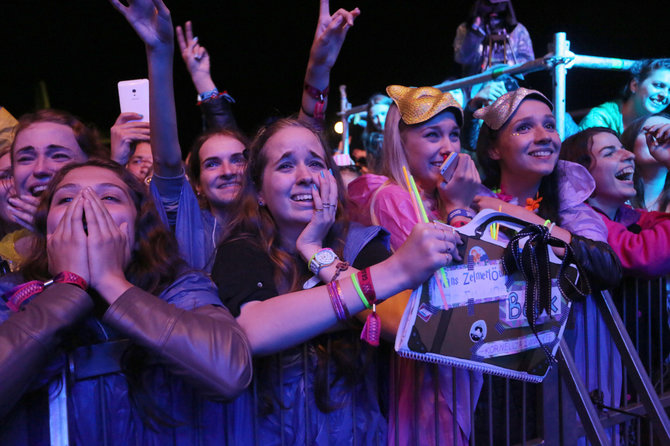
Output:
[{"xmin": 258, "ymin": 199, "xmax": 265, "ymax": 206}]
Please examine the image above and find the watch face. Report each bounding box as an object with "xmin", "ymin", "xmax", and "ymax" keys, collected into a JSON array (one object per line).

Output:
[{"xmin": 315, "ymin": 249, "xmax": 336, "ymax": 265}]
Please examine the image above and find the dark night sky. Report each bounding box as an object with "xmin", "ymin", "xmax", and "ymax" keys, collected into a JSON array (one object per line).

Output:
[{"xmin": 1, "ymin": 1, "xmax": 667, "ymax": 152}]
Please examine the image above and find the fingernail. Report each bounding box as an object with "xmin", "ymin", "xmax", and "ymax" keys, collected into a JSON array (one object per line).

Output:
[
  {"xmin": 193, "ymin": 36, "xmax": 198, "ymax": 43},
  {"xmin": 328, "ymin": 168, "xmax": 333, "ymax": 175},
  {"xmin": 320, "ymin": 171, "xmax": 325, "ymax": 178},
  {"xmin": 313, "ymin": 184, "xmax": 318, "ymax": 190}
]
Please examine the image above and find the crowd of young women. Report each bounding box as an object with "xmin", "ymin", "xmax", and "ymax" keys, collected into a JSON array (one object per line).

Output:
[{"xmin": 0, "ymin": 0, "xmax": 668, "ymax": 444}]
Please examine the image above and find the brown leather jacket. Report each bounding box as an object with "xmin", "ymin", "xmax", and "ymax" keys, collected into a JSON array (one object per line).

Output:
[{"xmin": 0, "ymin": 281, "xmax": 253, "ymax": 418}]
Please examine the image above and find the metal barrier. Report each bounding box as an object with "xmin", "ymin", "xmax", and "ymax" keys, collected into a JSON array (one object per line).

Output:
[
  {"xmin": 338, "ymin": 31, "xmax": 635, "ymax": 156},
  {"xmin": 463, "ymin": 278, "xmax": 670, "ymax": 446},
  {"xmin": 336, "ymin": 32, "xmax": 670, "ymax": 445}
]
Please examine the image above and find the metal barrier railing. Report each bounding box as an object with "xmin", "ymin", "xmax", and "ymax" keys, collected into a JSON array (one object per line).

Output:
[
  {"xmin": 336, "ymin": 32, "xmax": 670, "ymax": 445},
  {"xmin": 337, "ymin": 31, "xmax": 636, "ymax": 156},
  {"xmin": 465, "ymin": 277, "xmax": 670, "ymax": 446}
]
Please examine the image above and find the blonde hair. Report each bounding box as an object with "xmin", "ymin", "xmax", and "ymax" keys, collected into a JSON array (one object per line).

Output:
[{"xmin": 380, "ymin": 104, "xmax": 411, "ymax": 191}]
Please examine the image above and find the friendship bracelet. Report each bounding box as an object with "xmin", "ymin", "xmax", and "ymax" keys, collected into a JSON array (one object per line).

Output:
[
  {"xmin": 330, "ymin": 261, "xmax": 350, "ymax": 282},
  {"xmin": 446, "ymin": 208, "xmax": 474, "ymax": 226},
  {"xmin": 351, "ymin": 273, "xmax": 370, "ymax": 309},
  {"xmin": 304, "ymin": 82, "xmax": 329, "ymax": 102},
  {"xmin": 303, "ymin": 82, "xmax": 329, "ymax": 120},
  {"xmin": 357, "ymin": 268, "xmax": 377, "ymax": 305},
  {"xmin": 197, "ymin": 87, "xmax": 220, "ymax": 102},
  {"xmin": 3, "ymin": 271, "xmax": 87, "ymax": 312},
  {"xmin": 196, "ymin": 89, "xmax": 235, "ymax": 106}
]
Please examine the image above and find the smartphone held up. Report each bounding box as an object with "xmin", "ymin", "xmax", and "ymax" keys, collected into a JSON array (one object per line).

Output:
[
  {"xmin": 440, "ymin": 152, "xmax": 458, "ymax": 183},
  {"xmin": 118, "ymin": 79, "xmax": 149, "ymax": 122}
]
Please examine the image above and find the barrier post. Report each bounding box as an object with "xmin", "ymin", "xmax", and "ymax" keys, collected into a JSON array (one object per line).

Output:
[{"xmin": 552, "ymin": 32, "xmax": 569, "ymax": 139}]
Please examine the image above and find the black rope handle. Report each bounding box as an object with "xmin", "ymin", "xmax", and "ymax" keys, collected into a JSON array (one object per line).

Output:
[{"xmin": 502, "ymin": 223, "xmax": 591, "ymax": 362}]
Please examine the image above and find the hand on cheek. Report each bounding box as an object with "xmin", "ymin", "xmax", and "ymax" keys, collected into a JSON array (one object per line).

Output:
[
  {"xmin": 438, "ymin": 154, "xmax": 481, "ymax": 213},
  {"xmin": 7, "ymin": 194, "xmax": 39, "ymax": 231},
  {"xmin": 297, "ymin": 170, "xmax": 338, "ymax": 261}
]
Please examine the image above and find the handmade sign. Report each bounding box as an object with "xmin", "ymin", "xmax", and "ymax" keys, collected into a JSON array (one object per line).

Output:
[{"xmin": 395, "ymin": 209, "xmax": 587, "ymax": 382}]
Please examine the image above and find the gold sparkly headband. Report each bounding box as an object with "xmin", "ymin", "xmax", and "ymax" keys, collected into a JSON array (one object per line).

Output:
[
  {"xmin": 473, "ymin": 87, "xmax": 553, "ymax": 130},
  {"xmin": 386, "ymin": 85, "xmax": 463, "ymax": 126}
]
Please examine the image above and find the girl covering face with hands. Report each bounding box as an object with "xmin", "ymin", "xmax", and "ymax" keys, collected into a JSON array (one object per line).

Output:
[{"xmin": 0, "ymin": 159, "xmax": 252, "ymax": 444}]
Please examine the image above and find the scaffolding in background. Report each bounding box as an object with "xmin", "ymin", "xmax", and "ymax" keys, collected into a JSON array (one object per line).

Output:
[{"xmin": 338, "ymin": 32, "xmax": 635, "ymax": 158}]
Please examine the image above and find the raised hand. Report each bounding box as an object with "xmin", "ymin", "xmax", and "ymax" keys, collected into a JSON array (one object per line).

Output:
[
  {"xmin": 299, "ymin": 0, "xmax": 359, "ymax": 124},
  {"xmin": 176, "ymin": 21, "xmax": 217, "ymax": 94},
  {"xmin": 645, "ymin": 122, "xmax": 670, "ymax": 168},
  {"xmin": 108, "ymin": 0, "xmax": 173, "ymax": 50},
  {"xmin": 392, "ymin": 222, "xmax": 463, "ymax": 290},
  {"xmin": 438, "ymin": 153, "xmax": 481, "ymax": 214},
  {"xmin": 47, "ymin": 193, "xmax": 90, "ymax": 283},
  {"xmin": 468, "ymin": 80, "xmax": 507, "ymax": 111},
  {"xmin": 309, "ymin": 0, "xmax": 360, "ymax": 71},
  {"xmin": 110, "ymin": 113, "xmax": 151, "ymax": 165},
  {"xmin": 296, "ymin": 170, "xmax": 338, "ymax": 260},
  {"xmin": 82, "ymin": 188, "xmax": 132, "ymax": 302}
]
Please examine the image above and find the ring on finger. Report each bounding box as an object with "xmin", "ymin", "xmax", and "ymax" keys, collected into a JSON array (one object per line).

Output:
[{"xmin": 315, "ymin": 208, "xmax": 324, "ymax": 212}]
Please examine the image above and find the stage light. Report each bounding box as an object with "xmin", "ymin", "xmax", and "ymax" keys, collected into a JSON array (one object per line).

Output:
[{"xmin": 334, "ymin": 121, "xmax": 343, "ymax": 134}]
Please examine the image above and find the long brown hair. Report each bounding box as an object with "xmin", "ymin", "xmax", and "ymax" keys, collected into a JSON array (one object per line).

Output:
[
  {"xmin": 21, "ymin": 158, "xmax": 185, "ymax": 295},
  {"xmin": 223, "ymin": 117, "xmax": 349, "ymax": 293},
  {"xmin": 223, "ymin": 118, "xmax": 368, "ymax": 414}
]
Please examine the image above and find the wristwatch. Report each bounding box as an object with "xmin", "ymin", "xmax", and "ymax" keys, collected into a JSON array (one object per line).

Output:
[{"xmin": 309, "ymin": 248, "xmax": 338, "ymax": 275}]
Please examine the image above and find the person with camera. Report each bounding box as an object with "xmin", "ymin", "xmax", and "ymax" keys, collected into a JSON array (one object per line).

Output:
[{"xmin": 453, "ymin": 0, "xmax": 534, "ymax": 77}]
